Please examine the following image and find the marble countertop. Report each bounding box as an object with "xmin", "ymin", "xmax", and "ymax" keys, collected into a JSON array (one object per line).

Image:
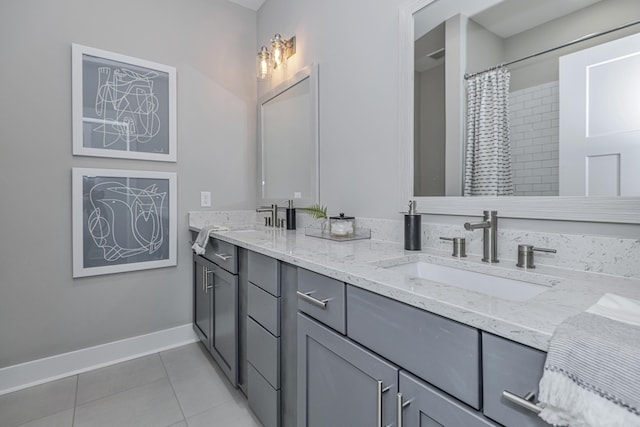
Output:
[{"xmin": 191, "ymin": 224, "xmax": 640, "ymax": 351}]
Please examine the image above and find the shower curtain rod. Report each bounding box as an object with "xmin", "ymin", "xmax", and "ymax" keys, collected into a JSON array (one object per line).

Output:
[{"xmin": 464, "ymin": 19, "xmax": 640, "ymax": 80}]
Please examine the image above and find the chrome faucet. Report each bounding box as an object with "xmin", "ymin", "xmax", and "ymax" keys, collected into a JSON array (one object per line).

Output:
[
  {"xmin": 464, "ymin": 210, "xmax": 499, "ymax": 263},
  {"xmin": 256, "ymin": 204, "xmax": 282, "ymax": 227}
]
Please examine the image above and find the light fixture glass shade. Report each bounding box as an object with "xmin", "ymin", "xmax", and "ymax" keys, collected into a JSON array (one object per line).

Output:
[
  {"xmin": 271, "ymin": 34, "xmax": 286, "ymax": 70},
  {"xmin": 256, "ymin": 46, "xmax": 271, "ymax": 80}
]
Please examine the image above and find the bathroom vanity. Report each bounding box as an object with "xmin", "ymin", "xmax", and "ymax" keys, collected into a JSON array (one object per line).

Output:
[{"xmin": 190, "ymin": 224, "xmax": 640, "ymax": 427}]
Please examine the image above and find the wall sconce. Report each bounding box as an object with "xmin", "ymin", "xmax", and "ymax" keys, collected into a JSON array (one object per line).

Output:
[{"xmin": 256, "ymin": 33, "xmax": 296, "ymax": 80}]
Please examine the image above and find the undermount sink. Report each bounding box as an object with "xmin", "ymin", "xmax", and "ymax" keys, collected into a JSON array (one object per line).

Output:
[{"xmin": 386, "ymin": 261, "xmax": 549, "ymax": 301}]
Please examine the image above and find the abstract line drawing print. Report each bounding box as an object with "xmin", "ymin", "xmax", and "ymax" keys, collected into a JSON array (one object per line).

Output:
[
  {"xmin": 92, "ymin": 67, "xmax": 161, "ymax": 149},
  {"xmin": 87, "ymin": 181, "xmax": 166, "ymax": 262}
]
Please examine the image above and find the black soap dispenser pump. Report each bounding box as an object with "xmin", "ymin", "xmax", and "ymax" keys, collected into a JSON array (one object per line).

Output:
[
  {"xmin": 404, "ymin": 200, "xmax": 422, "ymax": 251},
  {"xmin": 286, "ymin": 200, "xmax": 296, "ymax": 230}
]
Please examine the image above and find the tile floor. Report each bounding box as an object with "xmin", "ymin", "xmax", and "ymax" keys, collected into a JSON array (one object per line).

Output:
[{"xmin": 0, "ymin": 342, "xmax": 263, "ymax": 427}]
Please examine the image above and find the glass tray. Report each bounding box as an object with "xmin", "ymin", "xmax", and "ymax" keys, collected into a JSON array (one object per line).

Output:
[{"xmin": 304, "ymin": 226, "xmax": 371, "ymax": 241}]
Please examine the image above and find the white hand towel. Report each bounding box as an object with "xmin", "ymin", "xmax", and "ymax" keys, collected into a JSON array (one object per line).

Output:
[
  {"xmin": 191, "ymin": 225, "xmax": 229, "ymax": 255},
  {"xmin": 538, "ymin": 293, "xmax": 640, "ymax": 427}
]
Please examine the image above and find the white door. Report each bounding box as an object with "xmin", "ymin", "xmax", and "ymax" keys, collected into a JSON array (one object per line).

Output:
[{"xmin": 559, "ymin": 31, "xmax": 640, "ymax": 196}]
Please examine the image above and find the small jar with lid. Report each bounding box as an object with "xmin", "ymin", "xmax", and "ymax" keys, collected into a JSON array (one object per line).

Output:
[{"xmin": 329, "ymin": 213, "xmax": 355, "ymax": 237}]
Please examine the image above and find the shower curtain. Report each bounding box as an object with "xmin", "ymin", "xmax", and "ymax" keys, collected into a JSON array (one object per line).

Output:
[{"xmin": 464, "ymin": 68, "xmax": 514, "ymax": 196}]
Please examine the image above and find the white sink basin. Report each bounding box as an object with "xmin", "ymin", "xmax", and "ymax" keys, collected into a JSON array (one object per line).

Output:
[{"xmin": 386, "ymin": 261, "xmax": 549, "ymax": 301}]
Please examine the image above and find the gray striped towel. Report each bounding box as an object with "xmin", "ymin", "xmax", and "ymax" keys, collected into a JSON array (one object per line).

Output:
[{"xmin": 538, "ymin": 294, "xmax": 640, "ymax": 427}]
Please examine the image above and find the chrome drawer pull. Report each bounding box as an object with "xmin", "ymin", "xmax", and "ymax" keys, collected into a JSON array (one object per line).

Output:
[
  {"xmin": 502, "ymin": 390, "xmax": 542, "ymax": 414},
  {"xmin": 377, "ymin": 380, "xmax": 391, "ymax": 427},
  {"xmin": 396, "ymin": 392, "xmax": 411, "ymax": 427},
  {"xmin": 296, "ymin": 291, "xmax": 329, "ymax": 309},
  {"xmin": 215, "ymin": 253, "xmax": 232, "ymax": 261}
]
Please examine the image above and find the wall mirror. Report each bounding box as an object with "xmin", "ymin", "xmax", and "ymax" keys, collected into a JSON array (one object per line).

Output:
[
  {"xmin": 258, "ymin": 65, "xmax": 319, "ymax": 207},
  {"xmin": 399, "ymin": 0, "xmax": 640, "ymax": 223}
]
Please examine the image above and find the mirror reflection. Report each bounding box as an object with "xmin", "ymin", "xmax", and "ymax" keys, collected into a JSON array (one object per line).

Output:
[
  {"xmin": 413, "ymin": 0, "xmax": 640, "ymax": 197},
  {"xmin": 259, "ymin": 67, "xmax": 319, "ymax": 206}
]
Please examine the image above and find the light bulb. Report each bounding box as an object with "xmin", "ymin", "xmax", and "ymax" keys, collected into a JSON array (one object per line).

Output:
[{"xmin": 256, "ymin": 46, "xmax": 271, "ymax": 80}]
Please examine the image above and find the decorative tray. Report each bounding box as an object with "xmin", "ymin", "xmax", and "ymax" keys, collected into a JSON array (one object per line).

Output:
[{"xmin": 304, "ymin": 226, "xmax": 371, "ymax": 241}]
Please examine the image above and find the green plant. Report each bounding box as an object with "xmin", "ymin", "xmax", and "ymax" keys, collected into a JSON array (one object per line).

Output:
[{"xmin": 298, "ymin": 204, "xmax": 328, "ymax": 219}]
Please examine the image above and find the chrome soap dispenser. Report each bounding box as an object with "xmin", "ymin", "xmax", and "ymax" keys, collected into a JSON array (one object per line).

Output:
[{"xmin": 404, "ymin": 200, "xmax": 421, "ymax": 251}]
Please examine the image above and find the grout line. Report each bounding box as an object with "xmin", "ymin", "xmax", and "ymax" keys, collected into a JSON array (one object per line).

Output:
[
  {"xmin": 69, "ymin": 354, "xmax": 165, "ymax": 408},
  {"xmin": 158, "ymin": 350, "xmax": 188, "ymax": 425},
  {"xmin": 71, "ymin": 374, "xmax": 78, "ymax": 427}
]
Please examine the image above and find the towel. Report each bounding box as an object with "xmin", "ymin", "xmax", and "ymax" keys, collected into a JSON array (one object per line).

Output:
[
  {"xmin": 191, "ymin": 225, "xmax": 229, "ymax": 255},
  {"xmin": 538, "ymin": 293, "xmax": 640, "ymax": 427}
]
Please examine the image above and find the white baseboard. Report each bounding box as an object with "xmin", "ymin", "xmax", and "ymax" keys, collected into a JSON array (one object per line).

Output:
[{"xmin": 0, "ymin": 324, "xmax": 199, "ymax": 396}]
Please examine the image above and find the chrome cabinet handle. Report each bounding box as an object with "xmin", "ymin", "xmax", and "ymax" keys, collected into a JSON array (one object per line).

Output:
[
  {"xmin": 296, "ymin": 291, "xmax": 329, "ymax": 309},
  {"xmin": 203, "ymin": 269, "xmax": 214, "ymax": 293},
  {"xmin": 215, "ymin": 253, "xmax": 232, "ymax": 261},
  {"xmin": 502, "ymin": 390, "xmax": 542, "ymax": 414},
  {"xmin": 396, "ymin": 393, "xmax": 411, "ymax": 427},
  {"xmin": 376, "ymin": 381, "xmax": 391, "ymax": 427}
]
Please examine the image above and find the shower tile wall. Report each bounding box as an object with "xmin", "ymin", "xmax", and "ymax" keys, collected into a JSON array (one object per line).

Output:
[{"xmin": 509, "ymin": 81, "xmax": 559, "ymax": 196}]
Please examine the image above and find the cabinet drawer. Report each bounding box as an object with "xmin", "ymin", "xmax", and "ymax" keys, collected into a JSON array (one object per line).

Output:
[
  {"xmin": 400, "ymin": 370, "xmax": 499, "ymax": 427},
  {"xmin": 297, "ymin": 269, "xmax": 346, "ymax": 334},
  {"xmin": 482, "ymin": 333, "xmax": 550, "ymax": 427},
  {"xmin": 248, "ymin": 363, "xmax": 280, "ymax": 427},
  {"xmin": 247, "ymin": 317, "xmax": 280, "ymax": 389},
  {"xmin": 248, "ymin": 251, "xmax": 280, "ymax": 296},
  {"xmin": 203, "ymin": 238, "xmax": 238, "ymax": 274},
  {"xmin": 248, "ymin": 282, "xmax": 280, "ymax": 336},
  {"xmin": 347, "ymin": 285, "xmax": 481, "ymax": 409}
]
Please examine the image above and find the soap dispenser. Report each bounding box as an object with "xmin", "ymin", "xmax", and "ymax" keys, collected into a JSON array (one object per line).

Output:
[
  {"xmin": 286, "ymin": 200, "xmax": 296, "ymax": 230},
  {"xmin": 404, "ymin": 200, "xmax": 421, "ymax": 251}
]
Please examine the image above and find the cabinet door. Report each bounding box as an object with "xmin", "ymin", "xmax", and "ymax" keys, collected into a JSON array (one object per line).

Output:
[
  {"xmin": 211, "ymin": 264, "xmax": 239, "ymax": 387},
  {"xmin": 297, "ymin": 313, "xmax": 398, "ymax": 427},
  {"xmin": 193, "ymin": 254, "xmax": 213, "ymax": 346},
  {"xmin": 398, "ymin": 371, "xmax": 498, "ymax": 427}
]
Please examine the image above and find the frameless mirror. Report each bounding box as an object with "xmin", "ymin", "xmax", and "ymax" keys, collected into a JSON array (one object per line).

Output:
[
  {"xmin": 258, "ymin": 65, "xmax": 319, "ymax": 207},
  {"xmin": 412, "ymin": 0, "xmax": 640, "ymax": 197},
  {"xmin": 399, "ymin": 0, "xmax": 640, "ymax": 222}
]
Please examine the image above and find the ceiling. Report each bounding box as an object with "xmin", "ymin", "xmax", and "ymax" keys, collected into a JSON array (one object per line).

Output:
[
  {"xmin": 472, "ymin": 0, "xmax": 604, "ymax": 38},
  {"xmin": 228, "ymin": 0, "xmax": 265, "ymax": 11}
]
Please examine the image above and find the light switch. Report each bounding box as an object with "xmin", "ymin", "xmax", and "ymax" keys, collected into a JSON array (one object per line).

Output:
[{"xmin": 200, "ymin": 191, "xmax": 211, "ymax": 207}]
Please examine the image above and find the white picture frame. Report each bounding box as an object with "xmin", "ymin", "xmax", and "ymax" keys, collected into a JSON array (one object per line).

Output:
[
  {"xmin": 72, "ymin": 168, "xmax": 177, "ymax": 278},
  {"xmin": 72, "ymin": 44, "xmax": 177, "ymax": 162}
]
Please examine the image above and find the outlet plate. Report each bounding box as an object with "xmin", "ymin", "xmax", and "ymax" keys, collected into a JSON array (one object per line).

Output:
[{"xmin": 200, "ymin": 191, "xmax": 211, "ymax": 207}]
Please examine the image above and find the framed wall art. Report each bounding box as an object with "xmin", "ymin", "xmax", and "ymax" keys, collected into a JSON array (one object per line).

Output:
[
  {"xmin": 72, "ymin": 168, "xmax": 177, "ymax": 278},
  {"xmin": 72, "ymin": 44, "xmax": 177, "ymax": 162}
]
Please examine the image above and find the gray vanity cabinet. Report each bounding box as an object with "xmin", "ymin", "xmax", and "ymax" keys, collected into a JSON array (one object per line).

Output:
[
  {"xmin": 193, "ymin": 253, "xmax": 214, "ymax": 345},
  {"xmin": 399, "ymin": 371, "xmax": 499, "ymax": 427},
  {"xmin": 347, "ymin": 285, "xmax": 481, "ymax": 409},
  {"xmin": 482, "ymin": 333, "xmax": 551, "ymax": 427},
  {"xmin": 191, "ymin": 236, "xmax": 239, "ymax": 387},
  {"xmin": 246, "ymin": 251, "xmax": 298, "ymax": 427},
  {"xmin": 297, "ymin": 313, "xmax": 398, "ymax": 427},
  {"xmin": 210, "ymin": 262, "xmax": 238, "ymax": 385}
]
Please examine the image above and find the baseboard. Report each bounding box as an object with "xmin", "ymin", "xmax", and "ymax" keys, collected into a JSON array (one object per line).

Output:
[{"xmin": 0, "ymin": 324, "xmax": 199, "ymax": 396}]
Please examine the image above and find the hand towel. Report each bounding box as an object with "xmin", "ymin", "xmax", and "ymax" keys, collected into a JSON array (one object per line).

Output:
[
  {"xmin": 191, "ymin": 225, "xmax": 229, "ymax": 255},
  {"xmin": 538, "ymin": 294, "xmax": 640, "ymax": 427}
]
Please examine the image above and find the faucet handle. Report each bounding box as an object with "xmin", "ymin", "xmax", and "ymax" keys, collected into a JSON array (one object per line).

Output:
[
  {"xmin": 440, "ymin": 237, "xmax": 467, "ymax": 258},
  {"xmin": 516, "ymin": 244, "xmax": 556, "ymax": 268}
]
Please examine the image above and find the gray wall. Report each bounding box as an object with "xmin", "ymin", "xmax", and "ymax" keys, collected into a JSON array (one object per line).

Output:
[
  {"xmin": 257, "ymin": 0, "xmax": 401, "ymax": 217},
  {"xmin": 415, "ymin": 65, "xmax": 445, "ymax": 196},
  {"xmin": 0, "ymin": 0, "xmax": 257, "ymax": 368}
]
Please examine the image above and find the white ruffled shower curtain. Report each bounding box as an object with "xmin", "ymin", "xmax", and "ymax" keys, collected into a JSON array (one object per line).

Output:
[{"xmin": 464, "ymin": 68, "xmax": 514, "ymax": 196}]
